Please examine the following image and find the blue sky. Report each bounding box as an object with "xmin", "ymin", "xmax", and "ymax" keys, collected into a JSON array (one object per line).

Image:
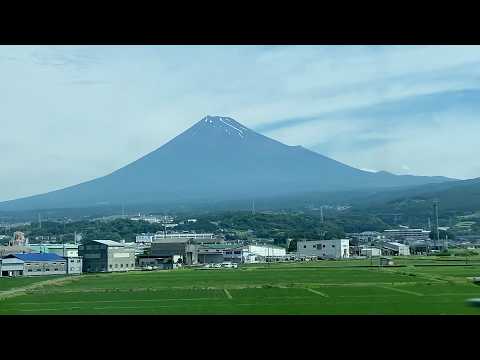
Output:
[{"xmin": 1, "ymin": 45, "xmax": 480, "ymax": 201}]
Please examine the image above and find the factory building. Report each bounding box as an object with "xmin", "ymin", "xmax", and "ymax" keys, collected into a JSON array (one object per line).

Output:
[
  {"xmin": 136, "ymin": 256, "xmax": 175, "ymax": 269},
  {"xmin": 65, "ymin": 256, "xmax": 83, "ymax": 275},
  {"xmin": 4, "ymin": 253, "xmax": 67, "ymax": 276},
  {"xmin": 150, "ymin": 238, "xmax": 198, "ymax": 265},
  {"xmin": 28, "ymin": 243, "xmax": 79, "ymax": 257},
  {"xmin": 198, "ymin": 244, "xmax": 286, "ymax": 264},
  {"xmin": 135, "ymin": 233, "xmax": 155, "ymax": 243},
  {"xmin": 382, "ymin": 242, "xmax": 410, "ymax": 256},
  {"xmin": 247, "ymin": 244, "xmax": 286, "ymax": 259},
  {"xmin": 383, "ymin": 228, "xmax": 430, "ymax": 242},
  {"xmin": 153, "ymin": 233, "xmax": 215, "ymax": 241},
  {"xmin": 348, "ymin": 231, "xmax": 385, "ymax": 243},
  {"xmin": 197, "ymin": 244, "xmax": 228, "ymax": 264},
  {"xmin": 79, "ymin": 240, "xmax": 135, "ymax": 273},
  {"xmin": 296, "ymin": 239, "xmax": 350, "ymax": 259},
  {"xmin": 0, "ymin": 257, "xmax": 25, "ymax": 277},
  {"xmin": 361, "ymin": 247, "xmax": 382, "ymax": 257}
]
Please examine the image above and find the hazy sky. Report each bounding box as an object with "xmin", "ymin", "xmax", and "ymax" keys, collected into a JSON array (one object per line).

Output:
[{"xmin": 1, "ymin": 45, "xmax": 480, "ymax": 201}]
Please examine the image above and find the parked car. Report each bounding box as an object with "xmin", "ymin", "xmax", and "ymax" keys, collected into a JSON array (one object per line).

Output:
[{"xmin": 221, "ymin": 262, "xmax": 238, "ymax": 268}]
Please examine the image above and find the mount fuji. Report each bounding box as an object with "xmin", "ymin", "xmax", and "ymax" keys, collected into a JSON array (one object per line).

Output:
[{"xmin": 0, "ymin": 115, "xmax": 453, "ymax": 211}]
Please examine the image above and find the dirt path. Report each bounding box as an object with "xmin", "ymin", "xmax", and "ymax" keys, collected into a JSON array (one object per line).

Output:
[{"xmin": 0, "ymin": 276, "xmax": 85, "ymax": 301}]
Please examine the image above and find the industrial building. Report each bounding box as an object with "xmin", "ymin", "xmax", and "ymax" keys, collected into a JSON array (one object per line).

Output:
[
  {"xmin": 135, "ymin": 233, "xmax": 155, "ymax": 243},
  {"xmin": 296, "ymin": 239, "xmax": 350, "ymax": 259},
  {"xmin": 0, "ymin": 257, "xmax": 25, "ymax": 277},
  {"xmin": 383, "ymin": 228, "xmax": 430, "ymax": 242},
  {"xmin": 348, "ymin": 231, "xmax": 385, "ymax": 243},
  {"xmin": 382, "ymin": 242, "xmax": 410, "ymax": 256},
  {"xmin": 4, "ymin": 253, "xmax": 67, "ymax": 276},
  {"xmin": 361, "ymin": 247, "xmax": 382, "ymax": 257},
  {"xmin": 146, "ymin": 241, "xmax": 288, "ymax": 266},
  {"xmin": 199, "ymin": 243, "xmax": 286, "ymax": 264},
  {"xmin": 247, "ymin": 244, "xmax": 286, "ymax": 258},
  {"xmin": 197, "ymin": 244, "xmax": 230, "ymax": 264},
  {"xmin": 136, "ymin": 256, "xmax": 175, "ymax": 269},
  {"xmin": 79, "ymin": 240, "xmax": 135, "ymax": 273},
  {"xmin": 28, "ymin": 243, "xmax": 79, "ymax": 257},
  {"xmin": 149, "ymin": 238, "xmax": 198, "ymax": 265},
  {"xmin": 65, "ymin": 256, "xmax": 83, "ymax": 275},
  {"xmin": 153, "ymin": 232, "xmax": 215, "ymax": 241}
]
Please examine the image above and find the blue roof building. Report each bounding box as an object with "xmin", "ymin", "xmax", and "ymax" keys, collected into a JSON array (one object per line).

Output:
[
  {"xmin": 4, "ymin": 252, "xmax": 67, "ymax": 276},
  {"xmin": 9, "ymin": 253, "xmax": 65, "ymax": 262}
]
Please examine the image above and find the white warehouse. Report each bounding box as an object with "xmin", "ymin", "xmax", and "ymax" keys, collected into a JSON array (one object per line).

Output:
[
  {"xmin": 296, "ymin": 239, "xmax": 350, "ymax": 259},
  {"xmin": 382, "ymin": 242, "xmax": 410, "ymax": 256},
  {"xmin": 361, "ymin": 247, "xmax": 382, "ymax": 257},
  {"xmin": 222, "ymin": 244, "xmax": 287, "ymax": 264}
]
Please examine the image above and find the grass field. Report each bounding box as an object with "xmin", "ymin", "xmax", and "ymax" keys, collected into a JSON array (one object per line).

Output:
[{"xmin": 1, "ymin": 258, "xmax": 480, "ymax": 314}]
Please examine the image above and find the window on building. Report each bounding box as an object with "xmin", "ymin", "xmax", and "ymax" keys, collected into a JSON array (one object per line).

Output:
[
  {"xmin": 120, "ymin": 264, "xmax": 124, "ymax": 268},
  {"xmin": 109, "ymin": 264, "xmax": 113, "ymax": 268},
  {"xmin": 115, "ymin": 264, "xmax": 118, "ymax": 268},
  {"xmin": 125, "ymin": 264, "xmax": 129, "ymax": 268},
  {"xmin": 303, "ymin": 245, "xmax": 306, "ymax": 248},
  {"xmin": 36, "ymin": 269, "xmax": 41, "ymax": 272},
  {"xmin": 322, "ymin": 245, "xmax": 326, "ymax": 248},
  {"xmin": 332, "ymin": 245, "xmax": 335, "ymax": 248},
  {"xmin": 27, "ymin": 269, "xmax": 32, "ymax": 272}
]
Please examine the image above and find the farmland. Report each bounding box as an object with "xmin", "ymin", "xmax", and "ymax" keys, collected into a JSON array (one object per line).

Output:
[{"xmin": 1, "ymin": 258, "xmax": 480, "ymax": 314}]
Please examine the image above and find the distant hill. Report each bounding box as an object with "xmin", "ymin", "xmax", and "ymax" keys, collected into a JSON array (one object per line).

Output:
[
  {"xmin": 349, "ymin": 178, "xmax": 480, "ymax": 216},
  {"xmin": 0, "ymin": 115, "xmax": 454, "ymax": 212}
]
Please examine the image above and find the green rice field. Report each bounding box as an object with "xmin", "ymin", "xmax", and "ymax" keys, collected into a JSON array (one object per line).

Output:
[{"xmin": 1, "ymin": 258, "xmax": 480, "ymax": 314}]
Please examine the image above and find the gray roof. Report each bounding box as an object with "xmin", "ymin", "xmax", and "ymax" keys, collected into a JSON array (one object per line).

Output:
[
  {"xmin": 152, "ymin": 238, "xmax": 191, "ymax": 244},
  {"xmin": 0, "ymin": 257, "xmax": 25, "ymax": 264},
  {"xmin": 91, "ymin": 240, "xmax": 125, "ymax": 247},
  {"xmin": 385, "ymin": 242, "xmax": 409, "ymax": 247}
]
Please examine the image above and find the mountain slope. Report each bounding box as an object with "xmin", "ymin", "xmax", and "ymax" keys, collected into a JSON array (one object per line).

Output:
[
  {"xmin": 358, "ymin": 177, "xmax": 480, "ymax": 213},
  {"xmin": 0, "ymin": 115, "xmax": 454, "ymax": 211}
]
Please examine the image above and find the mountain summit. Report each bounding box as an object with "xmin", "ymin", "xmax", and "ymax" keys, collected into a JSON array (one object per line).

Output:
[{"xmin": 0, "ymin": 115, "xmax": 453, "ymax": 211}]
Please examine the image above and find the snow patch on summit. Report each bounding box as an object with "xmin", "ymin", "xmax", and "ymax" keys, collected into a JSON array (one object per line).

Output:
[
  {"xmin": 218, "ymin": 118, "xmax": 244, "ymax": 138},
  {"xmin": 202, "ymin": 116, "xmax": 248, "ymax": 139}
]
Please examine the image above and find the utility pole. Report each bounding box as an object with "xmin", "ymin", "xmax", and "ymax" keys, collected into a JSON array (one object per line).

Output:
[
  {"xmin": 433, "ymin": 200, "xmax": 440, "ymax": 250},
  {"xmin": 320, "ymin": 206, "xmax": 324, "ymax": 223},
  {"xmin": 252, "ymin": 200, "xmax": 255, "ymax": 215}
]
